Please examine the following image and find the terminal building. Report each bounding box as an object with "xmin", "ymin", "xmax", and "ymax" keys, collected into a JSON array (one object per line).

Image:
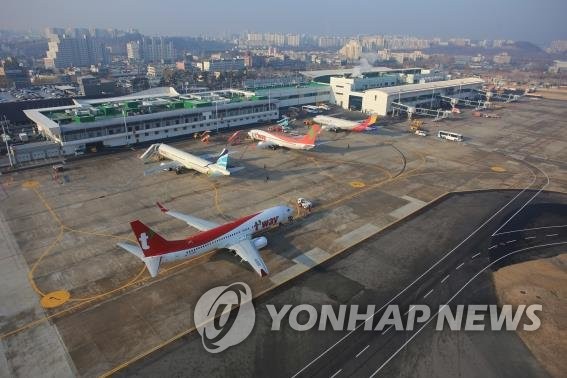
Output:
[
  {"xmin": 23, "ymin": 87, "xmax": 279, "ymax": 155},
  {"xmin": 360, "ymin": 78, "xmax": 485, "ymax": 115},
  {"xmin": 20, "ymin": 67, "xmax": 483, "ymax": 159},
  {"xmin": 301, "ymin": 67, "xmax": 483, "ymax": 114}
]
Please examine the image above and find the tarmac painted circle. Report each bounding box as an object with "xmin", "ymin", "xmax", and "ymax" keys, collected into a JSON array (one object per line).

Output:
[
  {"xmin": 491, "ymin": 166, "xmax": 507, "ymax": 173},
  {"xmin": 40, "ymin": 290, "xmax": 71, "ymax": 309},
  {"xmin": 22, "ymin": 180, "xmax": 40, "ymax": 189},
  {"xmin": 350, "ymin": 181, "xmax": 366, "ymax": 188}
]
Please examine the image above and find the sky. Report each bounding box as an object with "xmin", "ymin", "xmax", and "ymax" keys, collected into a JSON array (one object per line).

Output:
[{"xmin": 2, "ymin": 0, "xmax": 567, "ymax": 44}]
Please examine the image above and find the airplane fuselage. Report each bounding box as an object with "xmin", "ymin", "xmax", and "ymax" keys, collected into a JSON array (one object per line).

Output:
[
  {"xmin": 157, "ymin": 144, "xmax": 230, "ymax": 176},
  {"xmin": 248, "ymin": 130, "xmax": 315, "ymax": 150},
  {"xmin": 142, "ymin": 205, "xmax": 293, "ymax": 265},
  {"xmin": 313, "ymin": 115, "xmax": 376, "ymax": 132}
]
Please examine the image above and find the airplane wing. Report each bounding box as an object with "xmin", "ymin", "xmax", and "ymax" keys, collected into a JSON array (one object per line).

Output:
[
  {"xmin": 144, "ymin": 161, "xmax": 183, "ymax": 176},
  {"xmin": 229, "ymin": 239, "xmax": 269, "ymax": 277},
  {"xmin": 156, "ymin": 202, "xmax": 219, "ymax": 231}
]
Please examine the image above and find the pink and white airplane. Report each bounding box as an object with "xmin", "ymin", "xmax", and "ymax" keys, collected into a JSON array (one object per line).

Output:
[
  {"xmin": 313, "ymin": 114, "xmax": 378, "ymax": 132},
  {"xmin": 248, "ymin": 124, "xmax": 322, "ymax": 150},
  {"xmin": 117, "ymin": 203, "xmax": 294, "ymax": 277}
]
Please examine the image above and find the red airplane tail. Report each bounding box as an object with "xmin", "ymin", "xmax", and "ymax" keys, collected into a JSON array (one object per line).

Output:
[
  {"xmin": 298, "ymin": 124, "xmax": 322, "ymax": 145},
  {"xmin": 130, "ymin": 220, "xmax": 185, "ymax": 257}
]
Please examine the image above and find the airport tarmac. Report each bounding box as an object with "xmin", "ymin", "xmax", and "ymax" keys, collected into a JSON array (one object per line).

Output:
[
  {"xmin": 117, "ymin": 190, "xmax": 567, "ymax": 378},
  {"xmin": 0, "ymin": 97, "xmax": 565, "ymax": 377}
]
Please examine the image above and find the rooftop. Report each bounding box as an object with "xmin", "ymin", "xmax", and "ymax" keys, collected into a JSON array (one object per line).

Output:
[
  {"xmin": 300, "ymin": 67, "xmax": 424, "ymax": 80},
  {"xmin": 300, "ymin": 67, "xmax": 393, "ymax": 78},
  {"xmin": 366, "ymin": 78, "xmax": 485, "ymax": 95},
  {"xmin": 254, "ymin": 82, "xmax": 329, "ymax": 96},
  {"xmin": 31, "ymin": 87, "xmax": 272, "ymax": 127}
]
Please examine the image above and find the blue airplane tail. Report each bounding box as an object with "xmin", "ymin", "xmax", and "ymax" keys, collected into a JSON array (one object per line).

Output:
[{"xmin": 216, "ymin": 149, "xmax": 229, "ymax": 169}]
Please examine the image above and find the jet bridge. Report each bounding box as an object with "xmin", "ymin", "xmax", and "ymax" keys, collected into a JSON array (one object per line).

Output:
[
  {"xmin": 440, "ymin": 96, "xmax": 488, "ymax": 111},
  {"xmin": 474, "ymin": 90, "xmax": 521, "ymax": 103},
  {"xmin": 391, "ymin": 101, "xmax": 452, "ymax": 121}
]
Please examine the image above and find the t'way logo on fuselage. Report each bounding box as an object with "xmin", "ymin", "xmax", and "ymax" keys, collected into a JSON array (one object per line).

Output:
[
  {"xmin": 253, "ymin": 215, "xmax": 279, "ymax": 232},
  {"xmin": 262, "ymin": 216, "xmax": 279, "ymax": 228}
]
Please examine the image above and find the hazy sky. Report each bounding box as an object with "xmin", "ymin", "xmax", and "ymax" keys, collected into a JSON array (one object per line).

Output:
[{"xmin": 2, "ymin": 0, "xmax": 567, "ymax": 44}]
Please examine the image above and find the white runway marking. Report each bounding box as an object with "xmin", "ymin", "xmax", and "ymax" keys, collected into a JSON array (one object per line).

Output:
[
  {"xmin": 423, "ymin": 289, "xmax": 434, "ymax": 299},
  {"xmin": 525, "ymin": 236, "xmax": 536, "ymax": 240},
  {"xmin": 404, "ymin": 305, "xmax": 416, "ymax": 316},
  {"xmin": 488, "ymin": 245, "xmax": 498, "ymax": 250},
  {"xmin": 355, "ymin": 345, "xmax": 369, "ymax": 358},
  {"xmin": 381, "ymin": 326, "xmax": 393, "ymax": 335},
  {"xmin": 368, "ymin": 241, "xmax": 567, "ymax": 377},
  {"xmin": 441, "ymin": 274, "xmax": 450, "ymax": 283},
  {"xmin": 506, "ymin": 239, "xmax": 516, "ymax": 244},
  {"xmin": 292, "ymin": 168, "xmax": 544, "ymax": 378},
  {"xmin": 330, "ymin": 369, "xmax": 342, "ymax": 378},
  {"xmin": 546, "ymin": 234, "xmax": 559, "ymax": 237},
  {"xmin": 471, "ymin": 253, "xmax": 480, "ymax": 259},
  {"xmin": 455, "ymin": 262, "xmax": 465, "ymax": 270},
  {"xmin": 493, "ymin": 224, "xmax": 567, "ymax": 236},
  {"xmin": 491, "ymin": 166, "xmax": 550, "ymax": 236}
]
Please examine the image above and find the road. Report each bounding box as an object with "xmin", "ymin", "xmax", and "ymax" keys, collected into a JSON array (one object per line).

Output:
[{"xmin": 117, "ymin": 189, "xmax": 566, "ymax": 378}]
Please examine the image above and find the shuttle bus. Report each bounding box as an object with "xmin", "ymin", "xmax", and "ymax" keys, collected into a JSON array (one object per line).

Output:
[{"xmin": 437, "ymin": 130, "xmax": 463, "ymax": 142}]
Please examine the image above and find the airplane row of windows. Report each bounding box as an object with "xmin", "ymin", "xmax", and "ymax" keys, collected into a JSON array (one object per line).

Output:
[{"xmin": 186, "ymin": 230, "xmax": 243, "ymax": 252}]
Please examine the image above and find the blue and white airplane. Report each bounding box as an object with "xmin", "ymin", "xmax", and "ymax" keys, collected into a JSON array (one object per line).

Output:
[{"xmin": 140, "ymin": 143, "xmax": 239, "ymax": 176}]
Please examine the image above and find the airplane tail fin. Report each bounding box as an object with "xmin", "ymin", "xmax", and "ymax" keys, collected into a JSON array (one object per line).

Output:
[
  {"xmin": 215, "ymin": 150, "xmax": 229, "ymax": 170},
  {"xmin": 117, "ymin": 241, "xmax": 162, "ymax": 277},
  {"xmin": 299, "ymin": 124, "xmax": 322, "ymax": 145},
  {"xmin": 130, "ymin": 220, "xmax": 171, "ymax": 258},
  {"xmin": 362, "ymin": 115, "xmax": 378, "ymax": 126}
]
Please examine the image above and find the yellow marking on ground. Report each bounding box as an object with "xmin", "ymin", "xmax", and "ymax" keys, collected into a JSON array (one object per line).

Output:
[
  {"xmin": 69, "ymin": 264, "xmax": 147, "ymax": 302},
  {"xmin": 350, "ymin": 181, "xmax": 366, "ymax": 188},
  {"xmin": 0, "ymin": 265, "xmax": 146, "ymax": 340},
  {"xmin": 21, "ymin": 180, "xmax": 39, "ymax": 189},
  {"xmin": 27, "ymin": 226, "xmax": 65, "ymax": 297},
  {"xmin": 31, "ymin": 187, "xmax": 62, "ymax": 225},
  {"xmin": 491, "ymin": 166, "xmax": 507, "ymax": 172},
  {"xmin": 98, "ymin": 149, "xmax": 544, "ymax": 377},
  {"xmin": 40, "ymin": 290, "xmax": 70, "ymax": 308},
  {"xmin": 319, "ymin": 148, "xmax": 426, "ymax": 211},
  {"xmin": 63, "ymin": 227, "xmax": 136, "ymax": 243},
  {"xmin": 0, "ymin": 238, "xmax": 223, "ymax": 340}
]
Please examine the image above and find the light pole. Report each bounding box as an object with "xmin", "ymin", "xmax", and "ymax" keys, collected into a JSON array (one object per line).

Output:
[
  {"xmin": 122, "ymin": 108, "xmax": 129, "ymax": 146},
  {"xmin": 215, "ymin": 101, "xmax": 219, "ymax": 134},
  {"xmin": 1, "ymin": 116, "xmax": 13, "ymax": 167}
]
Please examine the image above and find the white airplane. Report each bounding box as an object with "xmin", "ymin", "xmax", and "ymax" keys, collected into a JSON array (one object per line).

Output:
[
  {"xmin": 313, "ymin": 114, "xmax": 378, "ymax": 132},
  {"xmin": 117, "ymin": 203, "xmax": 294, "ymax": 277},
  {"xmin": 140, "ymin": 143, "xmax": 236, "ymax": 176},
  {"xmin": 248, "ymin": 124, "xmax": 322, "ymax": 150}
]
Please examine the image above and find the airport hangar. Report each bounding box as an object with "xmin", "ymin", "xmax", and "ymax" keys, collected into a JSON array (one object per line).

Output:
[{"xmin": 21, "ymin": 68, "xmax": 482, "ymax": 159}]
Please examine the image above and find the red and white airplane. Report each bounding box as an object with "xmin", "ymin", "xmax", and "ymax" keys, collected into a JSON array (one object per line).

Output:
[
  {"xmin": 313, "ymin": 114, "xmax": 378, "ymax": 132},
  {"xmin": 117, "ymin": 203, "xmax": 294, "ymax": 277},
  {"xmin": 248, "ymin": 124, "xmax": 321, "ymax": 150}
]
